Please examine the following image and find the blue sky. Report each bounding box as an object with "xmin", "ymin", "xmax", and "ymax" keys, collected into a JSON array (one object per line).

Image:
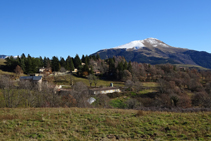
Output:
[{"xmin": 0, "ymin": 0, "xmax": 211, "ymax": 58}]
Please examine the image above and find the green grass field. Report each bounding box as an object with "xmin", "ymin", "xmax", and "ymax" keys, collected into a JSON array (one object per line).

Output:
[{"xmin": 0, "ymin": 108, "xmax": 211, "ymax": 140}]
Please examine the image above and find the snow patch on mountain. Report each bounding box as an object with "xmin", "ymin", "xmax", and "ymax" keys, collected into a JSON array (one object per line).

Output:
[
  {"xmin": 113, "ymin": 40, "xmax": 145, "ymax": 50},
  {"xmin": 143, "ymin": 38, "xmax": 170, "ymax": 47},
  {"xmin": 112, "ymin": 38, "xmax": 170, "ymax": 50}
]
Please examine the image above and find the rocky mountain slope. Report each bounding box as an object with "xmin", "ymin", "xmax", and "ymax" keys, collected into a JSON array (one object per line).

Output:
[{"xmin": 92, "ymin": 38, "xmax": 211, "ymax": 69}]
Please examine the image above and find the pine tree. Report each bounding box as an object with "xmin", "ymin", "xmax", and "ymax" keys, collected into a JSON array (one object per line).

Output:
[
  {"xmin": 81, "ymin": 55, "xmax": 85, "ymax": 63},
  {"xmin": 127, "ymin": 61, "xmax": 132, "ymax": 73},
  {"xmin": 20, "ymin": 58, "xmax": 26, "ymax": 73},
  {"xmin": 85, "ymin": 55, "xmax": 90, "ymax": 64},
  {"xmin": 43, "ymin": 57, "xmax": 47, "ymax": 68},
  {"xmin": 123, "ymin": 61, "xmax": 128, "ymax": 70},
  {"xmin": 117, "ymin": 61, "xmax": 124, "ymax": 72},
  {"xmin": 39, "ymin": 56, "xmax": 44, "ymax": 67},
  {"xmin": 70, "ymin": 58, "xmax": 74, "ymax": 71},
  {"xmin": 60, "ymin": 57, "xmax": 66, "ymax": 68},
  {"xmin": 51, "ymin": 56, "xmax": 60, "ymax": 71},
  {"xmin": 117, "ymin": 61, "xmax": 124, "ymax": 80},
  {"xmin": 31, "ymin": 57, "xmax": 38, "ymax": 73},
  {"xmin": 65, "ymin": 56, "xmax": 71, "ymax": 70},
  {"xmin": 74, "ymin": 54, "xmax": 81, "ymax": 68},
  {"xmin": 92, "ymin": 55, "xmax": 96, "ymax": 61},
  {"xmin": 96, "ymin": 53, "xmax": 100, "ymax": 60},
  {"xmin": 21, "ymin": 53, "xmax": 26, "ymax": 60},
  {"xmin": 109, "ymin": 58, "xmax": 115, "ymax": 72},
  {"xmin": 46, "ymin": 57, "xmax": 51, "ymax": 68},
  {"xmin": 25, "ymin": 54, "xmax": 33, "ymax": 74},
  {"xmin": 16, "ymin": 56, "xmax": 21, "ymax": 66}
]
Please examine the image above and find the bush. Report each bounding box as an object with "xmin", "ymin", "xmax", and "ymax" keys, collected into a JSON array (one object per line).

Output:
[{"xmin": 110, "ymin": 99, "xmax": 127, "ymax": 109}]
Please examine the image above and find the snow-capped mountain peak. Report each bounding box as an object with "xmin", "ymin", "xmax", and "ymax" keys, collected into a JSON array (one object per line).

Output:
[
  {"xmin": 143, "ymin": 38, "xmax": 170, "ymax": 47},
  {"xmin": 113, "ymin": 40, "xmax": 145, "ymax": 50},
  {"xmin": 112, "ymin": 38, "xmax": 170, "ymax": 50}
]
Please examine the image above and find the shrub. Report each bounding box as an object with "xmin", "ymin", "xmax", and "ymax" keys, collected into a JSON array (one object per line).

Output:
[
  {"xmin": 110, "ymin": 99, "xmax": 127, "ymax": 109},
  {"xmin": 136, "ymin": 110, "xmax": 144, "ymax": 116}
]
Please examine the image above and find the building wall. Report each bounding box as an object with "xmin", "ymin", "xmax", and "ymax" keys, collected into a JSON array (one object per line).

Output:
[{"xmin": 93, "ymin": 89, "xmax": 121, "ymax": 95}]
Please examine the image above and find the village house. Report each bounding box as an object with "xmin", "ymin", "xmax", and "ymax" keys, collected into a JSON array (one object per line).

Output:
[
  {"xmin": 20, "ymin": 76, "xmax": 42, "ymax": 84},
  {"xmin": 179, "ymin": 67, "xmax": 186, "ymax": 72},
  {"xmin": 72, "ymin": 68, "xmax": 78, "ymax": 73},
  {"xmin": 89, "ymin": 87, "xmax": 121, "ymax": 95},
  {"xmin": 39, "ymin": 67, "xmax": 52, "ymax": 75},
  {"xmin": 93, "ymin": 69, "xmax": 101, "ymax": 75},
  {"xmin": 19, "ymin": 76, "xmax": 43, "ymax": 90}
]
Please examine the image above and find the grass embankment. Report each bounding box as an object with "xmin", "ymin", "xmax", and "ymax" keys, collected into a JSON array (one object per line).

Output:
[
  {"xmin": 0, "ymin": 59, "xmax": 15, "ymax": 75},
  {"xmin": 1, "ymin": 108, "xmax": 211, "ymax": 140},
  {"xmin": 52, "ymin": 74, "xmax": 125, "ymax": 87},
  {"xmin": 175, "ymin": 64, "xmax": 209, "ymax": 71}
]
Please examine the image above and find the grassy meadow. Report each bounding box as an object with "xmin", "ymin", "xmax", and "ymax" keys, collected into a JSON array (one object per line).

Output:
[{"xmin": 1, "ymin": 108, "xmax": 211, "ymax": 140}]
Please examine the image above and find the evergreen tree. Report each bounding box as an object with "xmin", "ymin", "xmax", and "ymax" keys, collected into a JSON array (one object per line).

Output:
[
  {"xmin": 65, "ymin": 56, "xmax": 71, "ymax": 70},
  {"xmin": 117, "ymin": 61, "xmax": 124, "ymax": 80},
  {"xmin": 127, "ymin": 61, "xmax": 132, "ymax": 73},
  {"xmin": 21, "ymin": 53, "xmax": 26, "ymax": 60},
  {"xmin": 81, "ymin": 55, "xmax": 85, "ymax": 63},
  {"xmin": 123, "ymin": 61, "xmax": 128, "ymax": 70},
  {"xmin": 51, "ymin": 56, "xmax": 60, "ymax": 71},
  {"xmin": 65, "ymin": 56, "xmax": 74, "ymax": 71},
  {"xmin": 5, "ymin": 56, "xmax": 18, "ymax": 71},
  {"xmin": 39, "ymin": 56, "xmax": 44, "ymax": 67},
  {"xmin": 43, "ymin": 57, "xmax": 47, "ymax": 68},
  {"xmin": 60, "ymin": 57, "xmax": 66, "ymax": 67},
  {"xmin": 16, "ymin": 56, "xmax": 21, "ymax": 66},
  {"xmin": 74, "ymin": 54, "xmax": 81, "ymax": 68},
  {"xmin": 85, "ymin": 55, "xmax": 90, "ymax": 64},
  {"xmin": 82, "ymin": 63, "xmax": 89, "ymax": 72},
  {"xmin": 96, "ymin": 53, "xmax": 100, "ymax": 60},
  {"xmin": 20, "ymin": 58, "xmax": 26, "ymax": 73},
  {"xmin": 25, "ymin": 54, "xmax": 33, "ymax": 74},
  {"xmin": 70, "ymin": 58, "xmax": 74, "ymax": 71},
  {"xmin": 92, "ymin": 55, "xmax": 96, "ymax": 61},
  {"xmin": 117, "ymin": 61, "xmax": 124, "ymax": 72},
  {"xmin": 31, "ymin": 57, "xmax": 38, "ymax": 73},
  {"xmin": 109, "ymin": 58, "xmax": 115, "ymax": 72},
  {"xmin": 46, "ymin": 57, "xmax": 51, "ymax": 68}
]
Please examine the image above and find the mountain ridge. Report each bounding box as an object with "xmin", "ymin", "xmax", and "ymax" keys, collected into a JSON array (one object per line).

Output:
[{"xmin": 93, "ymin": 38, "xmax": 211, "ymax": 69}]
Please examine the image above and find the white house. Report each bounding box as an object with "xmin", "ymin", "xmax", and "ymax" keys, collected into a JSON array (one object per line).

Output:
[{"xmin": 89, "ymin": 87, "xmax": 121, "ymax": 95}]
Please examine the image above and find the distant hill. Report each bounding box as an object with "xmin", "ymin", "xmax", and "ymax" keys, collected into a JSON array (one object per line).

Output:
[
  {"xmin": 92, "ymin": 38, "xmax": 211, "ymax": 69},
  {"xmin": 0, "ymin": 55, "xmax": 8, "ymax": 59}
]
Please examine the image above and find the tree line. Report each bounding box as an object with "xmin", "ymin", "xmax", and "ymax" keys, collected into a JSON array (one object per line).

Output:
[{"xmin": 5, "ymin": 53, "xmax": 101, "ymax": 74}]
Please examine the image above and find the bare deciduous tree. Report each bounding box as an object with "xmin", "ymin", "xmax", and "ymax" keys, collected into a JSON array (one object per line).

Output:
[
  {"xmin": 122, "ymin": 70, "xmax": 132, "ymax": 81},
  {"xmin": 88, "ymin": 74, "xmax": 94, "ymax": 87},
  {"xmin": 93, "ymin": 75, "xmax": 99, "ymax": 87},
  {"xmin": 71, "ymin": 82, "xmax": 90, "ymax": 107},
  {"xmin": 14, "ymin": 65, "xmax": 23, "ymax": 77}
]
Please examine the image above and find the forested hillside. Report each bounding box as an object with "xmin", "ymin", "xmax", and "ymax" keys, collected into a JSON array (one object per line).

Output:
[{"xmin": 1, "ymin": 53, "xmax": 211, "ymax": 109}]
